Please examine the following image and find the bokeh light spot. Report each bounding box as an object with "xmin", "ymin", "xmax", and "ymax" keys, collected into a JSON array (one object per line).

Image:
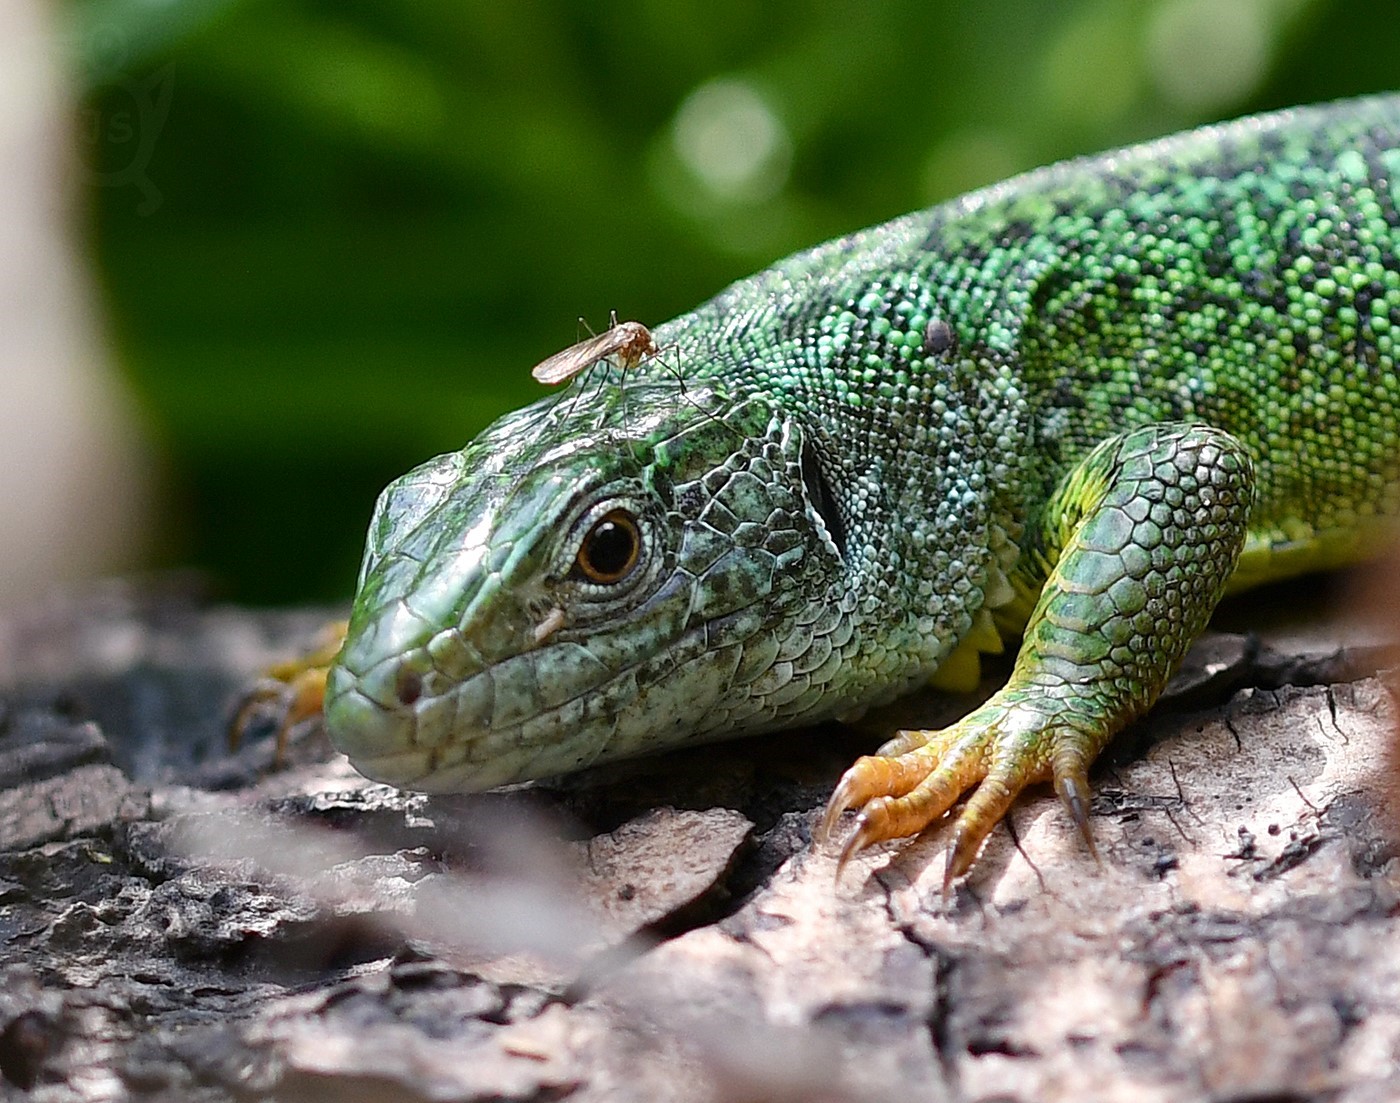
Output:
[
  {"xmin": 670, "ymin": 78, "xmax": 792, "ymax": 205},
  {"xmin": 1148, "ymin": 0, "xmax": 1276, "ymax": 110}
]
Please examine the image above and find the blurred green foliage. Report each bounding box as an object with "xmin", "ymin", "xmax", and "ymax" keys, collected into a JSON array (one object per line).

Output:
[{"xmin": 69, "ymin": 0, "xmax": 1400, "ymax": 602}]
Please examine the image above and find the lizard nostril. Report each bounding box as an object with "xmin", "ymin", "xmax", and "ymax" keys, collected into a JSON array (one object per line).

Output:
[{"xmin": 395, "ymin": 668, "xmax": 423, "ymax": 706}]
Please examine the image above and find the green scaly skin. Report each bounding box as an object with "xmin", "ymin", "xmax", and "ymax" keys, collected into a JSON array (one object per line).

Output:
[{"xmin": 323, "ymin": 95, "xmax": 1400, "ymax": 882}]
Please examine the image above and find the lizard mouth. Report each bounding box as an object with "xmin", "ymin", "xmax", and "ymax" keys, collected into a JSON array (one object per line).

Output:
[
  {"xmin": 323, "ymin": 593, "xmax": 768, "ymax": 793},
  {"xmin": 320, "ymin": 593, "xmax": 669, "ymax": 795},
  {"xmin": 323, "ymin": 626, "xmax": 625, "ymax": 792},
  {"xmin": 324, "ymin": 682, "xmax": 586, "ymax": 793}
]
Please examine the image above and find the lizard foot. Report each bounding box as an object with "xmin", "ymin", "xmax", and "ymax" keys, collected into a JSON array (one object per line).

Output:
[
  {"xmin": 818, "ymin": 423, "xmax": 1255, "ymax": 887},
  {"xmin": 228, "ymin": 620, "xmax": 347, "ymax": 766},
  {"xmin": 819, "ymin": 697, "xmax": 1100, "ymax": 891}
]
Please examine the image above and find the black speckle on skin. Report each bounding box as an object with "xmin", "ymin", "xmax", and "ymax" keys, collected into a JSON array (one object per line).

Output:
[{"xmin": 922, "ymin": 318, "xmax": 956, "ymax": 357}]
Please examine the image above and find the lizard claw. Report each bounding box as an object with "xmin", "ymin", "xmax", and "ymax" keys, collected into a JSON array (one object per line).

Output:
[
  {"xmin": 822, "ymin": 724, "xmax": 987, "ymax": 879},
  {"xmin": 822, "ymin": 701, "xmax": 1107, "ymax": 884},
  {"xmin": 832, "ymin": 799, "xmax": 914, "ymax": 882},
  {"xmin": 832, "ymin": 808, "xmax": 873, "ymax": 883},
  {"xmin": 818, "ymin": 756, "xmax": 914, "ymax": 844},
  {"xmin": 1055, "ymin": 770, "xmax": 1099, "ymax": 861}
]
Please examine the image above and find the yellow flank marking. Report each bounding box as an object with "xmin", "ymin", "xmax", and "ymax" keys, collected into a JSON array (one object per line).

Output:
[
  {"xmin": 929, "ymin": 605, "xmax": 1007, "ymax": 693},
  {"xmin": 968, "ymin": 608, "xmax": 1005, "ymax": 654},
  {"xmin": 929, "ymin": 635, "xmax": 984, "ymax": 693},
  {"xmin": 1228, "ymin": 516, "xmax": 1396, "ymax": 593}
]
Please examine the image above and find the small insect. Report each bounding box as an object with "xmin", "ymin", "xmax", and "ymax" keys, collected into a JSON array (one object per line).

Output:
[{"xmin": 530, "ymin": 313, "xmax": 659, "ymax": 385}]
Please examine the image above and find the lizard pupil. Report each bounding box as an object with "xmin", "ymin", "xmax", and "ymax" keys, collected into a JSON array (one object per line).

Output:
[{"xmin": 576, "ymin": 510, "xmax": 641, "ymax": 583}]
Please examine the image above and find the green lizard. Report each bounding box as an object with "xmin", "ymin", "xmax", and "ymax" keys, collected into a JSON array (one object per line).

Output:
[{"xmin": 300, "ymin": 95, "xmax": 1400, "ymax": 886}]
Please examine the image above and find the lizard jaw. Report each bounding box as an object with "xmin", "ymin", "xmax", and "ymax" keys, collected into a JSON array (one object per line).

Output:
[{"xmin": 323, "ymin": 622, "xmax": 625, "ymax": 792}]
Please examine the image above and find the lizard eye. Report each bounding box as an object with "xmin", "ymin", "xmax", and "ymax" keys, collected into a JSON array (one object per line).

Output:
[{"xmin": 574, "ymin": 509, "xmax": 642, "ymax": 584}]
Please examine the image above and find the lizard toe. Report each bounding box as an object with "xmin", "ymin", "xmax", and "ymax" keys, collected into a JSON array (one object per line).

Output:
[
  {"xmin": 820, "ymin": 744, "xmax": 943, "ymax": 843},
  {"xmin": 826, "ymin": 704, "xmax": 1087, "ymax": 882},
  {"xmin": 1052, "ymin": 738, "xmax": 1100, "ymax": 859},
  {"xmin": 942, "ymin": 756, "xmax": 1044, "ymax": 890},
  {"xmin": 228, "ymin": 620, "xmax": 346, "ymax": 766},
  {"xmin": 825, "ymin": 726, "xmax": 991, "ymax": 876}
]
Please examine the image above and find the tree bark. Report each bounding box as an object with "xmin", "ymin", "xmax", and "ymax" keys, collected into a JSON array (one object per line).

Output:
[{"xmin": 0, "ymin": 577, "xmax": 1396, "ymax": 1101}]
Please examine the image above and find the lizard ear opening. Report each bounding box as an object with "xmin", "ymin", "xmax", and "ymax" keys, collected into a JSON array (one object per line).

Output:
[{"xmin": 800, "ymin": 438, "xmax": 847, "ymax": 558}]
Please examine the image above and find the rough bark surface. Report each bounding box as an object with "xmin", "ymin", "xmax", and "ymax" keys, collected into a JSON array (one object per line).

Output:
[{"xmin": 0, "ymin": 577, "xmax": 1397, "ymax": 1102}]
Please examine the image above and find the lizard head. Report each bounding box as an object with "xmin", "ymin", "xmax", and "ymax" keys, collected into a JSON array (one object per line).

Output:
[{"xmin": 323, "ymin": 375, "xmax": 853, "ymax": 792}]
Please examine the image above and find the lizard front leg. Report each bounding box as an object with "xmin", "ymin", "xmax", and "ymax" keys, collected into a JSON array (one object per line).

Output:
[
  {"xmin": 229, "ymin": 620, "xmax": 347, "ymax": 764},
  {"xmin": 822, "ymin": 422, "xmax": 1256, "ymax": 886}
]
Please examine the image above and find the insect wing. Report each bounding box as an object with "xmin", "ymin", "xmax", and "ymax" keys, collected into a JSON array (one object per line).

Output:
[
  {"xmin": 530, "ymin": 321, "xmax": 658, "ymax": 384},
  {"xmin": 531, "ymin": 332, "xmax": 620, "ymax": 384}
]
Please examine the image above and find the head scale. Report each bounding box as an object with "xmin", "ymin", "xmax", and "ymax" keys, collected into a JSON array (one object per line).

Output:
[{"xmin": 324, "ymin": 375, "xmax": 852, "ymax": 791}]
